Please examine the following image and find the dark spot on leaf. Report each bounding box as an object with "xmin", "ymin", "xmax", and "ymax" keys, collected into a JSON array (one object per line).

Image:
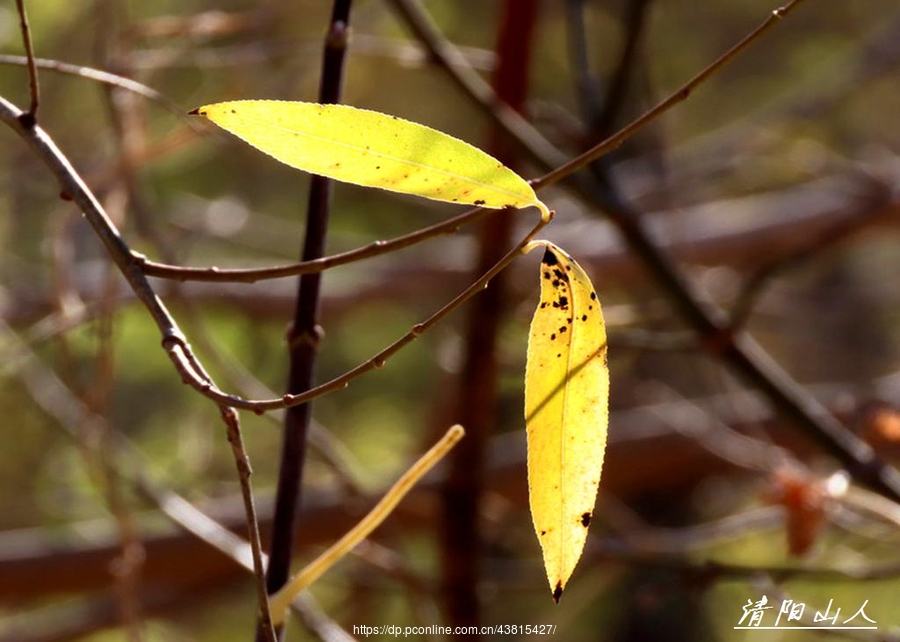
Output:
[
  {"xmin": 553, "ymin": 582, "xmax": 563, "ymax": 603},
  {"xmin": 540, "ymin": 530, "xmax": 546, "ymax": 536},
  {"xmin": 376, "ymin": 165, "xmax": 381, "ymax": 169},
  {"xmin": 542, "ymin": 249, "xmax": 559, "ymax": 266},
  {"xmin": 559, "ymin": 326, "xmax": 567, "ymax": 334},
  {"xmin": 558, "ymin": 296, "xmax": 568, "ymax": 308},
  {"xmin": 543, "ymin": 271, "xmax": 552, "ymax": 280},
  {"xmin": 550, "ymin": 333, "xmax": 556, "ymax": 341},
  {"xmin": 581, "ymin": 314, "xmax": 588, "ymax": 321},
  {"xmin": 539, "ymin": 302, "xmax": 547, "ymax": 309},
  {"xmin": 581, "ymin": 512, "xmax": 591, "ymax": 527},
  {"xmin": 474, "ymin": 199, "xmax": 485, "ymax": 206},
  {"xmin": 557, "ymin": 353, "xmax": 562, "ymax": 358},
  {"xmin": 552, "ymin": 280, "xmax": 561, "ymax": 288},
  {"xmin": 590, "ymin": 292, "xmax": 597, "ymax": 300},
  {"xmin": 553, "ymin": 269, "xmax": 565, "ymax": 281},
  {"xmin": 551, "ymin": 301, "xmax": 559, "ymax": 308}
]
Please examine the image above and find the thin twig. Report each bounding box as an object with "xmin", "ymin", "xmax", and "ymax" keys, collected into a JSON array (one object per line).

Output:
[
  {"xmin": 198, "ymin": 212, "xmax": 551, "ymax": 413},
  {"xmin": 137, "ymin": 204, "xmax": 494, "ymax": 282},
  {"xmin": 221, "ymin": 407, "xmax": 276, "ymax": 642},
  {"xmin": 0, "ymin": 54, "xmax": 188, "ymax": 121},
  {"xmin": 14, "ymin": 0, "xmax": 40, "ymax": 120}
]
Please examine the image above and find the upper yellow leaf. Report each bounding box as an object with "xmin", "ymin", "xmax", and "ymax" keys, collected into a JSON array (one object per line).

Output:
[
  {"xmin": 524, "ymin": 242, "xmax": 609, "ymax": 603},
  {"xmin": 191, "ymin": 100, "xmax": 548, "ymax": 217}
]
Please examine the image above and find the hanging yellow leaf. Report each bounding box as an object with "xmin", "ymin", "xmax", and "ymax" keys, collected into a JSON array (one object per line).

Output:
[
  {"xmin": 524, "ymin": 241, "xmax": 609, "ymax": 603},
  {"xmin": 190, "ymin": 100, "xmax": 549, "ymax": 219}
]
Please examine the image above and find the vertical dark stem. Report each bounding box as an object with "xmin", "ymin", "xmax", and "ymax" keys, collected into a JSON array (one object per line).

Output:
[
  {"xmin": 439, "ymin": 0, "xmax": 538, "ymax": 630},
  {"xmin": 260, "ymin": 2, "xmax": 353, "ymax": 640},
  {"xmin": 15, "ymin": 0, "xmax": 40, "ymax": 121}
]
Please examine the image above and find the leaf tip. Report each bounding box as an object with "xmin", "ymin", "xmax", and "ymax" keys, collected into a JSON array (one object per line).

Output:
[{"xmin": 552, "ymin": 581, "xmax": 563, "ymax": 604}]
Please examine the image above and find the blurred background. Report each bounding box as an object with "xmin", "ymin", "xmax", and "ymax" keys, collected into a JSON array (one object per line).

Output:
[{"xmin": 1, "ymin": 0, "xmax": 900, "ymax": 640}]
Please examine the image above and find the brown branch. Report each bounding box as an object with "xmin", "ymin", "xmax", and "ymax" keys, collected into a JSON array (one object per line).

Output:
[
  {"xmin": 0, "ymin": 54, "xmax": 189, "ymax": 122},
  {"xmin": 137, "ymin": 204, "xmax": 494, "ymax": 282},
  {"xmin": 263, "ymin": 2, "xmax": 354, "ymax": 640},
  {"xmin": 14, "ymin": 0, "xmax": 40, "ymax": 120},
  {"xmin": 439, "ymin": 0, "xmax": 538, "ymax": 629}
]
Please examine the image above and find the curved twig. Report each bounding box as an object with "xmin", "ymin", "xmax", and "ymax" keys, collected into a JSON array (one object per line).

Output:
[{"xmin": 138, "ymin": 204, "xmax": 494, "ymax": 282}]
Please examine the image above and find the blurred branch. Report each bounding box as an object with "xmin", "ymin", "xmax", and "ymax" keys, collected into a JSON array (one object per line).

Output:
[
  {"xmin": 728, "ymin": 171, "xmax": 893, "ymax": 330},
  {"xmin": 565, "ymin": 0, "xmax": 653, "ymax": 137},
  {"xmin": 439, "ymin": 0, "xmax": 538, "ymax": 629},
  {"xmin": 0, "ymin": 55, "xmax": 189, "ymax": 122},
  {"xmin": 533, "ymin": 0, "xmax": 810, "ymax": 189}
]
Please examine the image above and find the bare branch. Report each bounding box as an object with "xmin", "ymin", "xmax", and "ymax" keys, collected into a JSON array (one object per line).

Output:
[
  {"xmin": 138, "ymin": 204, "xmax": 494, "ymax": 282},
  {"xmin": 14, "ymin": 0, "xmax": 40, "ymax": 120}
]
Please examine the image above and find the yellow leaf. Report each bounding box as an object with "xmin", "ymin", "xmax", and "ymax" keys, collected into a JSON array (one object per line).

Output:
[
  {"xmin": 524, "ymin": 242, "xmax": 609, "ymax": 603},
  {"xmin": 191, "ymin": 100, "xmax": 549, "ymax": 219}
]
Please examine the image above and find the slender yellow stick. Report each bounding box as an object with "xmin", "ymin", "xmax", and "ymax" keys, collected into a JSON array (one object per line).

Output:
[{"xmin": 269, "ymin": 424, "xmax": 466, "ymax": 624}]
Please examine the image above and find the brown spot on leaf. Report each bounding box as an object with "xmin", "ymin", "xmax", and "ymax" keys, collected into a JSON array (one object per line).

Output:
[{"xmin": 581, "ymin": 512, "xmax": 591, "ymax": 527}]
